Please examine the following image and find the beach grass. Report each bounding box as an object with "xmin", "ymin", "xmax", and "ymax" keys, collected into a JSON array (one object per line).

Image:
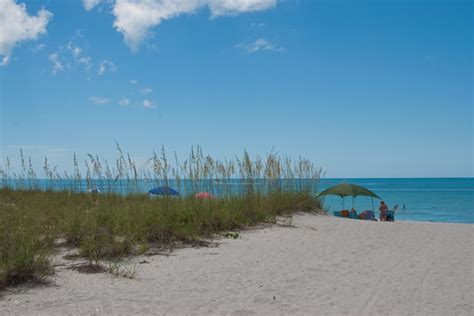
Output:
[{"xmin": 0, "ymin": 146, "xmax": 322, "ymax": 289}]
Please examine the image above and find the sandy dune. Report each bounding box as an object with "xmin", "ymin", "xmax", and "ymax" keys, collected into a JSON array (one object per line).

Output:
[{"xmin": 1, "ymin": 214, "xmax": 473, "ymax": 315}]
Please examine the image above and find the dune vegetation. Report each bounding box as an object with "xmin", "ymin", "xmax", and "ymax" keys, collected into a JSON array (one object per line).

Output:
[{"xmin": 0, "ymin": 146, "xmax": 323, "ymax": 289}]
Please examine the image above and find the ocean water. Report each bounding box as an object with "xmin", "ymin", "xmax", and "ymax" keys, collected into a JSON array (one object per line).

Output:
[
  {"xmin": 319, "ymin": 178, "xmax": 474, "ymax": 224},
  {"xmin": 1, "ymin": 178, "xmax": 472, "ymax": 224}
]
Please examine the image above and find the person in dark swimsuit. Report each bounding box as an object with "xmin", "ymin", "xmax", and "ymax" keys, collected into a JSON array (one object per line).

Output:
[{"xmin": 379, "ymin": 201, "xmax": 388, "ymax": 221}]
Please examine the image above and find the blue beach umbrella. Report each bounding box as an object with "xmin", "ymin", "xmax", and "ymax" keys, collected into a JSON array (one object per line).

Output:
[{"xmin": 148, "ymin": 186, "xmax": 180, "ymax": 196}]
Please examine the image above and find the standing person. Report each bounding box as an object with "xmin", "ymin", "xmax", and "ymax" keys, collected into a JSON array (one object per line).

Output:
[{"xmin": 379, "ymin": 201, "xmax": 388, "ymax": 221}]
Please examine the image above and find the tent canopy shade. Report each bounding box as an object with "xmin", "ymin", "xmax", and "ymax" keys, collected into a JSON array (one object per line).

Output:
[{"xmin": 317, "ymin": 183, "xmax": 381, "ymax": 199}]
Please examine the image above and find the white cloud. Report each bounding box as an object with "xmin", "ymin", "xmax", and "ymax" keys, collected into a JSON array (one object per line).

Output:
[
  {"xmin": 78, "ymin": 56, "xmax": 92, "ymax": 67},
  {"xmin": 208, "ymin": 0, "xmax": 276, "ymax": 17},
  {"xmin": 75, "ymin": 29, "xmax": 85, "ymax": 38},
  {"xmin": 67, "ymin": 42, "xmax": 92, "ymax": 69},
  {"xmin": 112, "ymin": 0, "xmax": 201, "ymax": 52},
  {"xmin": 251, "ymin": 22, "xmax": 265, "ymax": 27},
  {"xmin": 49, "ymin": 53, "xmax": 64, "ymax": 74},
  {"xmin": 143, "ymin": 99, "xmax": 155, "ymax": 108},
  {"xmin": 32, "ymin": 43, "xmax": 46, "ymax": 53},
  {"xmin": 0, "ymin": 0, "xmax": 52, "ymax": 65},
  {"xmin": 89, "ymin": 96, "xmax": 112, "ymax": 105},
  {"xmin": 236, "ymin": 38, "xmax": 284, "ymax": 53},
  {"xmin": 82, "ymin": 0, "xmax": 102, "ymax": 11},
  {"xmin": 140, "ymin": 87, "xmax": 152, "ymax": 94},
  {"xmin": 49, "ymin": 42, "xmax": 93, "ymax": 73},
  {"xmin": 130, "ymin": 79, "xmax": 138, "ymax": 84},
  {"xmin": 1, "ymin": 55, "xmax": 9, "ymax": 66},
  {"xmin": 97, "ymin": 63, "xmax": 105, "ymax": 75},
  {"xmin": 118, "ymin": 98, "xmax": 130, "ymax": 106},
  {"xmin": 67, "ymin": 42, "xmax": 82, "ymax": 58},
  {"xmin": 97, "ymin": 60, "xmax": 117, "ymax": 75},
  {"xmin": 111, "ymin": 0, "xmax": 276, "ymax": 51}
]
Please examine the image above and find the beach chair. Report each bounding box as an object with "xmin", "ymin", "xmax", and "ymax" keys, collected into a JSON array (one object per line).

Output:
[
  {"xmin": 358, "ymin": 211, "xmax": 375, "ymax": 220},
  {"xmin": 386, "ymin": 210, "xmax": 395, "ymax": 222},
  {"xmin": 349, "ymin": 211, "xmax": 358, "ymax": 219},
  {"xmin": 333, "ymin": 211, "xmax": 343, "ymax": 217},
  {"xmin": 364, "ymin": 210, "xmax": 376, "ymax": 221}
]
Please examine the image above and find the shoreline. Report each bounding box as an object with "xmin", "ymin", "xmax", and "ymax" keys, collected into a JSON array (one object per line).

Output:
[
  {"xmin": 340, "ymin": 217, "xmax": 474, "ymax": 225},
  {"xmin": 1, "ymin": 214, "xmax": 472, "ymax": 315},
  {"xmin": 386, "ymin": 219, "xmax": 474, "ymax": 225}
]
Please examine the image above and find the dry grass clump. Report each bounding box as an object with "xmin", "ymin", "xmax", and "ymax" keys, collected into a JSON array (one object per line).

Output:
[
  {"xmin": 0, "ymin": 146, "xmax": 323, "ymax": 289},
  {"xmin": 0, "ymin": 199, "xmax": 52, "ymax": 289}
]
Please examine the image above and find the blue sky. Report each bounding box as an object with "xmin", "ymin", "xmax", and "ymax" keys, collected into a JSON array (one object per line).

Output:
[{"xmin": 0, "ymin": 0, "xmax": 472, "ymax": 178}]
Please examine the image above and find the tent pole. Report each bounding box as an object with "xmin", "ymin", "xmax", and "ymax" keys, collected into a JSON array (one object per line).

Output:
[
  {"xmin": 352, "ymin": 197, "xmax": 354, "ymax": 209},
  {"xmin": 342, "ymin": 197, "xmax": 345, "ymax": 210},
  {"xmin": 371, "ymin": 197, "xmax": 374, "ymax": 211}
]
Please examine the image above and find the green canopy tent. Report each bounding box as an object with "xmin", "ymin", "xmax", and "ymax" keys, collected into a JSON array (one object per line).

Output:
[{"xmin": 317, "ymin": 183, "xmax": 381, "ymax": 210}]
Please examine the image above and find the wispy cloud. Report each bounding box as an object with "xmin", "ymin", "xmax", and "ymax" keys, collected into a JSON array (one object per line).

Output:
[
  {"xmin": 31, "ymin": 43, "xmax": 46, "ymax": 53},
  {"xmin": 1, "ymin": 56, "xmax": 10, "ymax": 66},
  {"xmin": 143, "ymin": 99, "xmax": 155, "ymax": 108},
  {"xmin": 89, "ymin": 96, "xmax": 112, "ymax": 105},
  {"xmin": 82, "ymin": 0, "xmax": 102, "ymax": 11},
  {"xmin": 79, "ymin": 56, "xmax": 92, "ymax": 67},
  {"xmin": 67, "ymin": 42, "xmax": 92, "ymax": 70},
  {"xmin": 97, "ymin": 60, "xmax": 117, "ymax": 75},
  {"xmin": 48, "ymin": 42, "xmax": 115, "ymax": 76},
  {"xmin": 48, "ymin": 42, "xmax": 85, "ymax": 73},
  {"xmin": 91, "ymin": 96, "xmax": 155, "ymax": 109},
  {"xmin": 130, "ymin": 79, "xmax": 138, "ymax": 84},
  {"xmin": 251, "ymin": 22, "xmax": 265, "ymax": 28},
  {"xmin": 67, "ymin": 42, "xmax": 81, "ymax": 59},
  {"xmin": 236, "ymin": 38, "xmax": 284, "ymax": 54},
  {"xmin": 140, "ymin": 88, "xmax": 152, "ymax": 94},
  {"xmin": 118, "ymin": 98, "xmax": 130, "ymax": 106},
  {"xmin": 208, "ymin": 0, "xmax": 276, "ymax": 17},
  {"xmin": 0, "ymin": 0, "xmax": 52, "ymax": 66},
  {"xmin": 49, "ymin": 53, "xmax": 64, "ymax": 74}
]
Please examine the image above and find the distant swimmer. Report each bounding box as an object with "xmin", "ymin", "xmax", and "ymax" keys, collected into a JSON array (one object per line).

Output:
[
  {"xmin": 403, "ymin": 204, "xmax": 406, "ymax": 210},
  {"xmin": 394, "ymin": 204, "xmax": 399, "ymax": 210}
]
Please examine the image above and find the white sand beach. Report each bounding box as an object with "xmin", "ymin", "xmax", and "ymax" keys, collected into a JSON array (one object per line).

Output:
[{"xmin": 1, "ymin": 214, "xmax": 473, "ymax": 315}]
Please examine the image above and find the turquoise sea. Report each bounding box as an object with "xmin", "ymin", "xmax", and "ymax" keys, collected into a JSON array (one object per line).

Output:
[{"xmin": 1, "ymin": 178, "xmax": 472, "ymax": 224}]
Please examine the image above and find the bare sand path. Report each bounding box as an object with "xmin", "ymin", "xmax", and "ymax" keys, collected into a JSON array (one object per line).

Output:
[{"xmin": 1, "ymin": 214, "xmax": 473, "ymax": 315}]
